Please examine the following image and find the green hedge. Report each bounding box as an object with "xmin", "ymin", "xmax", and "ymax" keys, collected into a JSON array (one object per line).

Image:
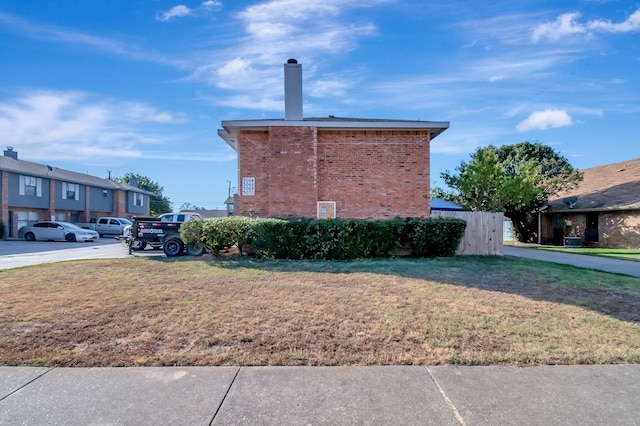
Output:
[
  {"xmin": 181, "ymin": 216, "xmax": 466, "ymax": 260},
  {"xmin": 251, "ymin": 218, "xmax": 403, "ymax": 260},
  {"xmin": 180, "ymin": 216, "xmax": 255, "ymax": 255}
]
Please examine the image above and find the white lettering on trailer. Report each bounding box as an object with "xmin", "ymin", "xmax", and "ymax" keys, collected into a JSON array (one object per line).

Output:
[{"xmin": 141, "ymin": 229, "xmax": 164, "ymax": 234}]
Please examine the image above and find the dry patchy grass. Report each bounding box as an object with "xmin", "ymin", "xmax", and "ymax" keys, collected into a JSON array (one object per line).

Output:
[{"xmin": 0, "ymin": 256, "xmax": 639, "ymax": 367}]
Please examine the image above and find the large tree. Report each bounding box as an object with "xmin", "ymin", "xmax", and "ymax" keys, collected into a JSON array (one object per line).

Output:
[
  {"xmin": 118, "ymin": 173, "xmax": 172, "ymax": 216},
  {"xmin": 439, "ymin": 142, "xmax": 582, "ymax": 242}
]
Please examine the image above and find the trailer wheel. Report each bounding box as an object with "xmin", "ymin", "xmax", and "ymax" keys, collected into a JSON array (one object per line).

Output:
[
  {"xmin": 186, "ymin": 242, "xmax": 205, "ymax": 256},
  {"xmin": 163, "ymin": 237, "xmax": 184, "ymax": 257}
]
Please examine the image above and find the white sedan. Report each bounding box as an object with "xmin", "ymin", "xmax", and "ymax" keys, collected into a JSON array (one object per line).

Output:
[{"xmin": 20, "ymin": 221, "xmax": 100, "ymax": 242}]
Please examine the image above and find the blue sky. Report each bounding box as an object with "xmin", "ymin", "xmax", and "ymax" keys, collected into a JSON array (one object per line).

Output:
[{"xmin": 1, "ymin": 1, "xmax": 638, "ymax": 211}]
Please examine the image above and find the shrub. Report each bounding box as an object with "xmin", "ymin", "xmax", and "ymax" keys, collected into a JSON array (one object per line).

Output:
[
  {"xmin": 250, "ymin": 217, "xmax": 463, "ymax": 260},
  {"xmin": 180, "ymin": 216, "xmax": 257, "ymax": 255},
  {"xmin": 402, "ymin": 217, "xmax": 466, "ymax": 257},
  {"xmin": 184, "ymin": 216, "xmax": 466, "ymax": 259},
  {"xmin": 251, "ymin": 218, "xmax": 403, "ymax": 260}
]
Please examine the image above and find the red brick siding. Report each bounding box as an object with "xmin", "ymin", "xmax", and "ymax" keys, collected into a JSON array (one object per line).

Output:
[
  {"xmin": 317, "ymin": 130, "xmax": 431, "ymax": 219},
  {"xmin": 268, "ymin": 126, "xmax": 317, "ymax": 217},
  {"xmin": 238, "ymin": 130, "xmax": 270, "ymax": 217},
  {"xmin": 237, "ymin": 127, "xmax": 431, "ymax": 219}
]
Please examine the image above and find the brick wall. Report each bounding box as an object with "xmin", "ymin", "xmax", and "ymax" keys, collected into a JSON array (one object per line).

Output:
[
  {"xmin": 268, "ymin": 126, "xmax": 317, "ymax": 217},
  {"xmin": 317, "ymin": 130, "xmax": 431, "ymax": 219},
  {"xmin": 238, "ymin": 130, "xmax": 270, "ymax": 217},
  {"xmin": 237, "ymin": 127, "xmax": 431, "ymax": 219},
  {"xmin": 600, "ymin": 211, "xmax": 640, "ymax": 249}
]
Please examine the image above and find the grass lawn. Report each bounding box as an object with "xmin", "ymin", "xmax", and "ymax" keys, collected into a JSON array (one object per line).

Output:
[{"xmin": 1, "ymin": 256, "xmax": 639, "ymax": 367}]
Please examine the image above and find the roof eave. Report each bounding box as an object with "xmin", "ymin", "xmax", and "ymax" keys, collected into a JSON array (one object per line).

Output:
[
  {"xmin": 542, "ymin": 205, "xmax": 640, "ymax": 213},
  {"xmin": 219, "ymin": 119, "xmax": 450, "ymax": 153}
]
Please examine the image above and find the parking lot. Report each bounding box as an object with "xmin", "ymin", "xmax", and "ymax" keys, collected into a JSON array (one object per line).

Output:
[{"xmin": 0, "ymin": 237, "xmax": 161, "ymax": 270}]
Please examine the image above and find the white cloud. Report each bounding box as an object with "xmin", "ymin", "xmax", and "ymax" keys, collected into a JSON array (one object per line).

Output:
[
  {"xmin": 532, "ymin": 12, "xmax": 586, "ymax": 42},
  {"xmin": 516, "ymin": 109, "xmax": 573, "ymax": 131},
  {"xmin": 185, "ymin": 0, "xmax": 389, "ymax": 110},
  {"xmin": 143, "ymin": 112, "xmax": 189, "ymax": 123},
  {"xmin": 156, "ymin": 1, "xmax": 222, "ymax": 22},
  {"xmin": 588, "ymin": 9, "xmax": 640, "ymax": 33},
  {"xmin": 202, "ymin": 0, "xmax": 222, "ymax": 10},
  {"xmin": 216, "ymin": 58, "xmax": 255, "ymax": 88},
  {"xmin": 0, "ymin": 90, "xmax": 192, "ymax": 161},
  {"xmin": 308, "ymin": 79, "xmax": 350, "ymax": 98},
  {"xmin": 156, "ymin": 5, "xmax": 193, "ymax": 22},
  {"xmin": 532, "ymin": 8, "xmax": 640, "ymax": 42},
  {"xmin": 237, "ymin": 0, "xmax": 380, "ymax": 57}
]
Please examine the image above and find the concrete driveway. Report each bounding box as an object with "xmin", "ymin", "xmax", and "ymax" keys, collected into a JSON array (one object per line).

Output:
[{"xmin": 0, "ymin": 237, "xmax": 131, "ymax": 270}]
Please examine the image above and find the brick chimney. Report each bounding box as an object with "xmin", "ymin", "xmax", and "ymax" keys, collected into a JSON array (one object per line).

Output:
[{"xmin": 284, "ymin": 59, "xmax": 303, "ymax": 121}]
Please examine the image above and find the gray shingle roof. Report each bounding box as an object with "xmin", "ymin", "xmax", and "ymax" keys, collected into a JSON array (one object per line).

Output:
[
  {"xmin": 546, "ymin": 158, "xmax": 640, "ymax": 212},
  {"xmin": 0, "ymin": 155, "xmax": 153, "ymax": 195}
]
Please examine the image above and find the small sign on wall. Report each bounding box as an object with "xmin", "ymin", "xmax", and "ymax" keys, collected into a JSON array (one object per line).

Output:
[
  {"xmin": 317, "ymin": 201, "xmax": 336, "ymax": 219},
  {"xmin": 242, "ymin": 177, "xmax": 255, "ymax": 196}
]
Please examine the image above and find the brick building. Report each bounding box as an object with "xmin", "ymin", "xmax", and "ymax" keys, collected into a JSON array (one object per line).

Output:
[
  {"xmin": 539, "ymin": 158, "xmax": 640, "ymax": 249},
  {"xmin": 218, "ymin": 59, "xmax": 449, "ymax": 220}
]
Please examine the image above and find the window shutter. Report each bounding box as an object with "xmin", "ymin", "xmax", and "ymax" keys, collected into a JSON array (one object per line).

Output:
[
  {"xmin": 36, "ymin": 178, "xmax": 42, "ymax": 197},
  {"xmin": 19, "ymin": 176, "xmax": 25, "ymax": 196},
  {"xmin": 75, "ymin": 184, "xmax": 80, "ymax": 200},
  {"xmin": 62, "ymin": 183, "xmax": 67, "ymax": 200}
]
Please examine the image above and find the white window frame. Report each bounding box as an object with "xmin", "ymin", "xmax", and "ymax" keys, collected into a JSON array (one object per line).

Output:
[
  {"xmin": 19, "ymin": 175, "xmax": 42, "ymax": 197},
  {"xmin": 61, "ymin": 182, "xmax": 80, "ymax": 200},
  {"xmin": 134, "ymin": 192, "xmax": 144, "ymax": 207},
  {"xmin": 17, "ymin": 211, "xmax": 39, "ymax": 229}
]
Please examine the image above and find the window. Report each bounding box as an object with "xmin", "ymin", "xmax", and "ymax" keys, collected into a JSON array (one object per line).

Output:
[
  {"xmin": 25, "ymin": 177, "xmax": 37, "ymax": 196},
  {"xmin": 134, "ymin": 193, "xmax": 144, "ymax": 206},
  {"xmin": 19, "ymin": 176, "xmax": 42, "ymax": 197},
  {"xmin": 55, "ymin": 213, "xmax": 66, "ymax": 221},
  {"xmin": 62, "ymin": 182, "xmax": 79, "ymax": 200},
  {"xmin": 242, "ymin": 177, "xmax": 255, "ymax": 196},
  {"xmin": 17, "ymin": 211, "xmax": 38, "ymax": 230}
]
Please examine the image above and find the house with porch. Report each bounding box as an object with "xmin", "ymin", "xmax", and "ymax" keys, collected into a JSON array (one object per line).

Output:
[
  {"xmin": 218, "ymin": 59, "xmax": 449, "ymax": 220},
  {"xmin": 539, "ymin": 158, "xmax": 640, "ymax": 249},
  {"xmin": 0, "ymin": 147, "xmax": 152, "ymax": 238}
]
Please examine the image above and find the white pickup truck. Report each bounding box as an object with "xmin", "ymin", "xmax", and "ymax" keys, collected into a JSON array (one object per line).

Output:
[{"xmin": 76, "ymin": 217, "xmax": 132, "ymax": 236}]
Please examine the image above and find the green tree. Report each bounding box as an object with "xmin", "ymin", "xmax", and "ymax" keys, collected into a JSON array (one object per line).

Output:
[
  {"xmin": 179, "ymin": 202, "xmax": 206, "ymax": 211},
  {"xmin": 119, "ymin": 173, "xmax": 172, "ymax": 216},
  {"xmin": 441, "ymin": 142, "xmax": 582, "ymax": 242}
]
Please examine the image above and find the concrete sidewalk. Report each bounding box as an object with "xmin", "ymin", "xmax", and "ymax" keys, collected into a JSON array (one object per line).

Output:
[
  {"xmin": 504, "ymin": 246, "xmax": 640, "ymax": 278},
  {"xmin": 1, "ymin": 365, "xmax": 639, "ymax": 425}
]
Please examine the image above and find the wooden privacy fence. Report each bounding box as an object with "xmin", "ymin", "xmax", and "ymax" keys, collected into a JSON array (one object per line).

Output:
[{"xmin": 431, "ymin": 211, "xmax": 504, "ymax": 256}]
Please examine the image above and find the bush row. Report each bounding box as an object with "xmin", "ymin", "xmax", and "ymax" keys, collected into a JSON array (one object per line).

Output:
[{"xmin": 180, "ymin": 216, "xmax": 466, "ymax": 260}]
